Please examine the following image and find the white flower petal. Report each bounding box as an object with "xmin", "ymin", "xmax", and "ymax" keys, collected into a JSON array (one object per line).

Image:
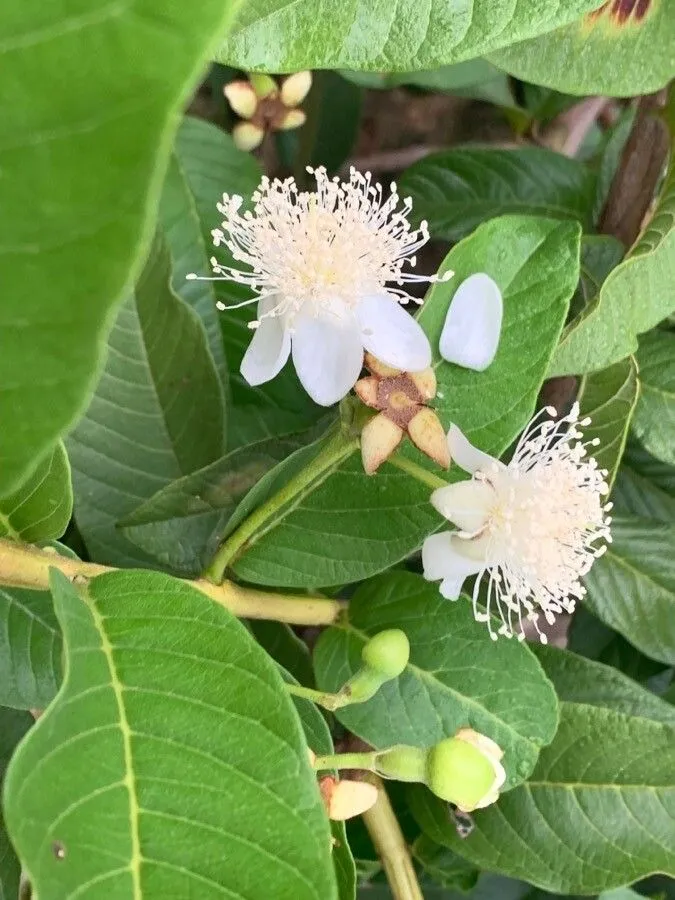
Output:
[
  {"xmin": 291, "ymin": 309, "xmax": 364, "ymax": 406},
  {"xmin": 439, "ymin": 273, "xmax": 503, "ymax": 371},
  {"xmin": 240, "ymin": 296, "xmax": 291, "ymax": 386},
  {"xmin": 356, "ymin": 294, "xmax": 431, "ymax": 372},
  {"xmin": 447, "ymin": 424, "xmax": 503, "ymax": 475},
  {"xmin": 430, "ymin": 481, "xmax": 495, "ymax": 532},
  {"xmin": 422, "ymin": 531, "xmax": 483, "ymax": 589}
]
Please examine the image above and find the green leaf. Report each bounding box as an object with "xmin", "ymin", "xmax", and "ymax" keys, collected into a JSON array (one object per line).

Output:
[
  {"xmin": 533, "ymin": 643, "xmax": 675, "ymax": 725},
  {"xmin": 0, "ymin": 0, "xmax": 242, "ymax": 497},
  {"xmin": 582, "ymin": 516, "xmax": 675, "ymax": 665},
  {"xmin": 409, "ymin": 698, "xmax": 675, "ymax": 893},
  {"xmin": 229, "ymin": 431, "xmax": 434, "ymax": 588},
  {"xmin": 599, "ymin": 890, "xmax": 644, "ymax": 900},
  {"xmin": 0, "ymin": 443, "xmax": 72, "ymax": 542},
  {"xmin": 612, "ymin": 438, "xmax": 675, "ymax": 522},
  {"xmin": 0, "ymin": 584, "xmax": 61, "ymax": 711},
  {"xmin": 577, "ymin": 356, "xmax": 639, "ymax": 489},
  {"xmin": 412, "ymin": 835, "xmax": 479, "ymax": 892},
  {"xmin": 491, "ymin": 0, "xmax": 675, "ymax": 97},
  {"xmin": 399, "ymin": 148, "xmax": 595, "ymax": 241},
  {"xmin": 0, "ymin": 707, "xmax": 32, "ymax": 900},
  {"xmin": 633, "ymin": 331, "xmax": 675, "ymax": 466},
  {"xmin": 120, "ymin": 437, "xmax": 302, "ymax": 575},
  {"xmin": 568, "ymin": 605, "xmax": 671, "ymax": 685},
  {"xmin": 251, "ymin": 622, "xmax": 314, "ymax": 688},
  {"xmin": 307, "ymin": 72, "xmax": 363, "ymax": 175},
  {"xmin": 343, "ymin": 60, "xmax": 515, "ymax": 107},
  {"xmin": 313, "ymin": 572, "xmax": 559, "ymax": 788},
  {"xmin": 4, "ymin": 569, "xmax": 337, "ymax": 900},
  {"xmin": 216, "ymin": 0, "xmax": 605, "ymax": 73},
  {"xmin": 550, "ymin": 165, "xmax": 675, "ymax": 376},
  {"xmin": 229, "ymin": 217, "xmax": 579, "ymax": 588},
  {"xmin": 169, "ymin": 116, "xmax": 260, "ymax": 394},
  {"xmin": 159, "ymin": 157, "xmax": 227, "ymax": 393},
  {"xmin": 67, "ymin": 236, "xmax": 226, "ymax": 568},
  {"xmin": 571, "ymin": 235, "xmax": 625, "ymax": 319}
]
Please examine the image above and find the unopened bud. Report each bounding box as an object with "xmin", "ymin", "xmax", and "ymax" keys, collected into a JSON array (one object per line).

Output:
[
  {"xmin": 280, "ymin": 71, "xmax": 313, "ymax": 107},
  {"xmin": 355, "ymin": 375, "xmax": 379, "ymax": 409},
  {"xmin": 319, "ymin": 777, "xmax": 378, "ymax": 820},
  {"xmin": 232, "ymin": 122, "xmax": 265, "ymax": 152},
  {"xmin": 409, "ymin": 368, "xmax": 437, "ymax": 401},
  {"xmin": 223, "ymin": 80, "xmax": 258, "ymax": 119},
  {"xmin": 426, "ymin": 729, "xmax": 506, "ymax": 812},
  {"xmin": 407, "ymin": 408, "xmax": 450, "ymax": 469},
  {"xmin": 364, "ymin": 353, "xmax": 400, "ymax": 378},
  {"xmin": 249, "ymin": 72, "xmax": 278, "ymax": 99},
  {"xmin": 361, "ymin": 629, "xmax": 409, "ymax": 679},
  {"xmin": 361, "ymin": 413, "xmax": 403, "ymax": 475},
  {"xmin": 277, "ymin": 109, "xmax": 307, "ymax": 131}
]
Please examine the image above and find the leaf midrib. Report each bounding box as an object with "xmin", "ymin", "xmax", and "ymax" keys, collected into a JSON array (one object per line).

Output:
[{"xmin": 85, "ymin": 588, "xmax": 142, "ymax": 898}]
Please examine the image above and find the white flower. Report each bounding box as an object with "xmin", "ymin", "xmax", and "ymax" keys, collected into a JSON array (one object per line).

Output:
[
  {"xmin": 187, "ymin": 167, "xmax": 449, "ymax": 406},
  {"xmin": 439, "ymin": 273, "xmax": 503, "ymax": 372},
  {"xmin": 422, "ymin": 404, "xmax": 612, "ymax": 642}
]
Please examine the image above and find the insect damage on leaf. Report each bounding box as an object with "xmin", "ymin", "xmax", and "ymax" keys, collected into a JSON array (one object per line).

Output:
[{"xmin": 587, "ymin": 0, "xmax": 655, "ymax": 26}]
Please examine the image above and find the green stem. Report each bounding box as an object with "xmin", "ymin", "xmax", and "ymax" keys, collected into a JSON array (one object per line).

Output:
[
  {"xmin": 313, "ymin": 751, "xmax": 378, "ymax": 772},
  {"xmin": 389, "ymin": 453, "xmax": 448, "ymax": 491},
  {"xmin": 362, "ymin": 775, "xmax": 425, "ymax": 900},
  {"xmin": 0, "ymin": 539, "xmax": 345, "ymax": 627},
  {"xmin": 205, "ymin": 428, "xmax": 359, "ymax": 583},
  {"xmin": 285, "ymin": 683, "xmax": 345, "ymax": 711}
]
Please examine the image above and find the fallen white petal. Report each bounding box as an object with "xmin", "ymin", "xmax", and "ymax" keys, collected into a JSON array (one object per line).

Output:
[
  {"xmin": 240, "ymin": 296, "xmax": 291, "ymax": 386},
  {"xmin": 430, "ymin": 480, "xmax": 494, "ymax": 533},
  {"xmin": 291, "ymin": 309, "xmax": 364, "ymax": 406},
  {"xmin": 439, "ymin": 273, "xmax": 503, "ymax": 371},
  {"xmin": 447, "ymin": 424, "xmax": 503, "ymax": 475},
  {"xmin": 356, "ymin": 294, "xmax": 432, "ymax": 372}
]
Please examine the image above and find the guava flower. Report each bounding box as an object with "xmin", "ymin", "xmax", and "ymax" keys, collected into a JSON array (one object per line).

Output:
[
  {"xmin": 188, "ymin": 167, "xmax": 449, "ymax": 406},
  {"xmin": 422, "ymin": 404, "xmax": 612, "ymax": 642}
]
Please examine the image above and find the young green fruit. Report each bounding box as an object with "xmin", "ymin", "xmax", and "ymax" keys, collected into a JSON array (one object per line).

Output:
[
  {"xmin": 426, "ymin": 729, "xmax": 506, "ymax": 812},
  {"xmin": 360, "ymin": 629, "xmax": 410, "ymax": 679}
]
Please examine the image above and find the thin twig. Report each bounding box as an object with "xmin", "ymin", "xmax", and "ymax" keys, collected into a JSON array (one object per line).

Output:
[
  {"xmin": 599, "ymin": 91, "xmax": 669, "ymax": 247},
  {"xmin": 542, "ymin": 96, "xmax": 611, "ymax": 158},
  {"xmin": 361, "ymin": 775, "xmax": 424, "ymax": 900}
]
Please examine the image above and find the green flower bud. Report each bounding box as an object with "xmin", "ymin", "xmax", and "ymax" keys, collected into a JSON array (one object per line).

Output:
[
  {"xmin": 361, "ymin": 629, "xmax": 410, "ymax": 679},
  {"xmin": 249, "ymin": 72, "xmax": 278, "ymax": 99},
  {"xmin": 425, "ymin": 729, "xmax": 506, "ymax": 812}
]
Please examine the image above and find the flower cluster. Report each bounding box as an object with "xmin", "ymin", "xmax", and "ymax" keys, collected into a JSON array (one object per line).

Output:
[{"xmin": 194, "ymin": 165, "xmax": 611, "ymax": 644}]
